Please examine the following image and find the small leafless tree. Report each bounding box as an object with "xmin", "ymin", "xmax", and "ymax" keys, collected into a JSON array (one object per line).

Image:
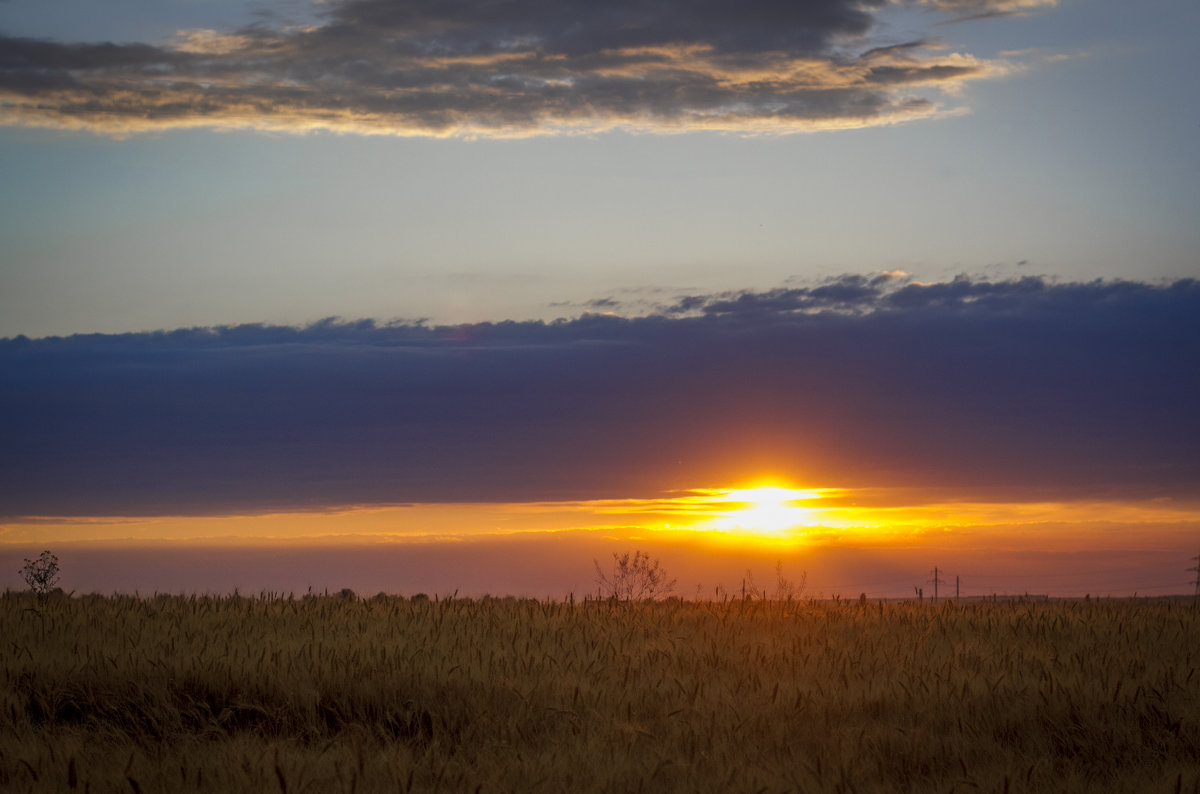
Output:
[
  {"xmin": 745, "ymin": 560, "xmax": 806, "ymax": 601},
  {"xmin": 773, "ymin": 561, "xmax": 805, "ymax": 601},
  {"xmin": 594, "ymin": 550, "xmax": 676, "ymax": 601},
  {"xmin": 20, "ymin": 550, "xmax": 60, "ymax": 597}
]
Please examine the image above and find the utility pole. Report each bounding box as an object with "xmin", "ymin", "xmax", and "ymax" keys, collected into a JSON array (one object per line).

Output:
[
  {"xmin": 956, "ymin": 575, "xmax": 960, "ymax": 601},
  {"xmin": 1188, "ymin": 551, "xmax": 1200, "ymax": 602},
  {"xmin": 928, "ymin": 566, "xmax": 946, "ymax": 603}
]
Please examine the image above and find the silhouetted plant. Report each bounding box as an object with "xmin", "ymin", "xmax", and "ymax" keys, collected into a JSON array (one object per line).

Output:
[
  {"xmin": 773, "ymin": 561, "xmax": 805, "ymax": 601},
  {"xmin": 745, "ymin": 560, "xmax": 805, "ymax": 601},
  {"xmin": 20, "ymin": 550, "xmax": 60, "ymax": 598},
  {"xmin": 594, "ymin": 550, "xmax": 676, "ymax": 601}
]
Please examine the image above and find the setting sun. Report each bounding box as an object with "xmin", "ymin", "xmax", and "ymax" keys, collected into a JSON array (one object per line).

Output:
[{"xmin": 708, "ymin": 486, "xmax": 820, "ymax": 537}]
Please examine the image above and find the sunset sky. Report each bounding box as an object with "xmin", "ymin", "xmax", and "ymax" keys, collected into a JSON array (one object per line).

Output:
[{"xmin": 1, "ymin": 0, "xmax": 1197, "ymax": 598}]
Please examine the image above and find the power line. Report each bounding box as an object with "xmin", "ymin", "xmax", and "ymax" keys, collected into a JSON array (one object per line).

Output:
[{"xmin": 927, "ymin": 566, "xmax": 946, "ymax": 603}]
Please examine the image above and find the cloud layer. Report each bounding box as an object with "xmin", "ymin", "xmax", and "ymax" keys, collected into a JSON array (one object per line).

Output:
[
  {"xmin": 0, "ymin": 0, "xmax": 1046, "ymax": 136},
  {"xmin": 1, "ymin": 275, "xmax": 1195, "ymax": 517}
]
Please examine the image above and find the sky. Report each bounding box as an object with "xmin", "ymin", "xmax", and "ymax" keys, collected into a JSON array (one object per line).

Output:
[{"xmin": 1, "ymin": 0, "xmax": 1198, "ymax": 597}]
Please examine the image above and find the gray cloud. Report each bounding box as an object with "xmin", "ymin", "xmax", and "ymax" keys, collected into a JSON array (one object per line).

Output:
[
  {"xmin": 1, "ymin": 276, "xmax": 1195, "ymax": 517},
  {"xmin": 667, "ymin": 272, "xmax": 908, "ymax": 315},
  {"xmin": 924, "ymin": 0, "xmax": 1057, "ymax": 25},
  {"xmin": 0, "ymin": 0, "xmax": 1036, "ymax": 136},
  {"xmin": 921, "ymin": 0, "xmax": 1055, "ymax": 14}
]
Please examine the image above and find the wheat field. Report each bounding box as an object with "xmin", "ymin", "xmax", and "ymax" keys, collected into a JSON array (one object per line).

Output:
[{"xmin": 3, "ymin": 591, "xmax": 1199, "ymax": 792}]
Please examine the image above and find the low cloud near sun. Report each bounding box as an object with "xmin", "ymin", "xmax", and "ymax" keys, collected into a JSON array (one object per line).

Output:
[{"xmin": 2, "ymin": 274, "xmax": 1194, "ymax": 518}]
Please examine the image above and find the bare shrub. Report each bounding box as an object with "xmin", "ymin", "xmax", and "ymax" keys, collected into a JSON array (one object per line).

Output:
[
  {"xmin": 594, "ymin": 550, "xmax": 676, "ymax": 601},
  {"xmin": 19, "ymin": 550, "xmax": 60, "ymax": 598},
  {"xmin": 746, "ymin": 560, "xmax": 806, "ymax": 601},
  {"xmin": 773, "ymin": 561, "xmax": 805, "ymax": 601}
]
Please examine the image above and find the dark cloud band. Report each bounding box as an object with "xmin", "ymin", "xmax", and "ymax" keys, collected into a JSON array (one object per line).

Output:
[
  {"xmin": 1, "ymin": 275, "xmax": 1194, "ymax": 517},
  {"xmin": 0, "ymin": 0, "xmax": 1046, "ymax": 136}
]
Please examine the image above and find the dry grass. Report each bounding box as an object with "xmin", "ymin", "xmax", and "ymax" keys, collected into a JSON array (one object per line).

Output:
[{"xmin": 3, "ymin": 591, "xmax": 1199, "ymax": 792}]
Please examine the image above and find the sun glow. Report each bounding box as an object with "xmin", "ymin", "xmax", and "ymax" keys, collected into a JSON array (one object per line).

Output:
[{"xmin": 707, "ymin": 486, "xmax": 820, "ymax": 538}]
